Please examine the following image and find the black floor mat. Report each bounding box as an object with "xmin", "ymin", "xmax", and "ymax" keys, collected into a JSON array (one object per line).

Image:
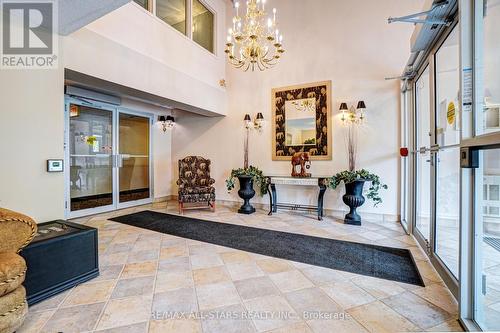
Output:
[{"xmin": 110, "ymin": 210, "xmax": 424, "ymax": 286}]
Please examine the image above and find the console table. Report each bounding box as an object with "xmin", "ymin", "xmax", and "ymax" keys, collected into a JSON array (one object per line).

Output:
[{"xmin": 266, "ymin": 176, "xmax": 329, "ymax": 220}]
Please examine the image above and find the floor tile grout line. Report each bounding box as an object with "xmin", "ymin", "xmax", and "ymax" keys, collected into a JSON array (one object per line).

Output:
[
  {"xmin": 379, "ymin": 292, "xmax": 454, "ymax": 332},
  {"xmin": 36, "ymin": 282, "xmax": 75, "ymax": 333},
  {"xmin": 228, "ymin": 262, "xmax": 260, "ymax": 333},
  {"xmin": 185, "ymin": 235, "xmax": 205, "ymax": 333},
  {"xmin": 273, "ymin": 266, "xmax": 364, "ymax": 333},
  {"xmin": 347, "ymin": 300, "xmax": 420, "ymax": 332},
  {"xmin": 91, "ymin": 233, "xmax": 128, "ymax": 332},
  {"xmin": 145, "ymin": 229, "xmax": 161, "ymax": 333}
]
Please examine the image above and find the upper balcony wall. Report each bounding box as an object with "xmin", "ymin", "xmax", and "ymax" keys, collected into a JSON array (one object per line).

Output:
[{"xmin": 62, "ymin": 1, "xmax": 227, "ymax": 116}]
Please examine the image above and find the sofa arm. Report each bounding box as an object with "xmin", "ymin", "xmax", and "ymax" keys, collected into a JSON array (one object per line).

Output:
[{"xmin": 0, "ymin": 208, "xmax": 37, "ymax": 253}]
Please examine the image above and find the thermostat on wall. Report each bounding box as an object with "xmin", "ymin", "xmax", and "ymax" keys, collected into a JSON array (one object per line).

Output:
[{"xmin": 47, "ymin": 159, "xmax": 64, "ymax": 172}]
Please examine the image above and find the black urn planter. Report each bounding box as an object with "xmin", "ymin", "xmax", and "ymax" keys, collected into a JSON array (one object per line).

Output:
[
  {"xmin": 237, "ymin": 175, "xmax": 256, "ymax": 214},
  {"xmin": 342, "ymin": 180, "xmax": 365, "ymax": 225}
]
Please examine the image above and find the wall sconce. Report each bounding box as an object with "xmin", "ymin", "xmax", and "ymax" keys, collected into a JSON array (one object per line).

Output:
[
  {"xmin": 339, "ymin": 102, "xmax": 348, "ymax": 122},
  {"xmin": 244, "ymin": 112, "xmax": 264, "ymax": 130},
  {"xmin": 158, "ymin": 115, "xmax": 175, "ymax": 132},
  {"xmin": 339, "ymin": 101, "xmax": 366, "ymax": 125},
  {"xmin": 243, "ymin": 112, "xmax": 264, "ymax": 169}
]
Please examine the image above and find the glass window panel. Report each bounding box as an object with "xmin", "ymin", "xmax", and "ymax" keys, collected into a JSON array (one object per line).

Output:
[
  {"xmin": 476, "ymin": 0, "xmax": 500, "ymax": 135},
  {"xmin": 490, "ymin": 185, "xmax": 500, "ymax": 201},
  {"xmin": 133, "ymin": 0, "xmax": 149, "ymax": 10},
  {"xmin": 475, "ymin": 148, "xmax": 500, "ymax": 330},
  {"xmin": 156, "ymin": 0, "xmax": 187, "ymax": 35},
  {"xmin": 69, "ymin": 105, "xmax": 113, "ymax": 211},
  {"xmin": 119, "ymin": 114, "xmax": 150, "ymax": 203},
  {"xmin": 417, "ymin": 67, "xmax": 431, "ymax": 149},
  {"xmin": 416, "ymin": 67, "xmax": 431, "ymax": 240},
  {"xmin": 192, "ymin": 0, "xmax": 214, "ymax": 53},
  {"xmin": 436, "ymin": 27, "xmax": 460, "ymax": 146},
  {"xmin": 436, "ymin": 147, "xmax": 460, "ymax": 277}
]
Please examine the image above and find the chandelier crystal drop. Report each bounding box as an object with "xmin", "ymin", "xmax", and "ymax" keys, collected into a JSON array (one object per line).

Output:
[{"xmin": 225, "ymin": 0, "xmax": 285, "ymax": 72}]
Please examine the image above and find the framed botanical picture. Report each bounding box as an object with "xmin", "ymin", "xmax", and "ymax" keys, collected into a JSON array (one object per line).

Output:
[{"xmin": 272, "ymin": 80, "xmax": 332, "ymax": 160}]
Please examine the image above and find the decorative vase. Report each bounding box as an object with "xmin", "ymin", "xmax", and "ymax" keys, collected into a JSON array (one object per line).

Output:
[
  {"xmin": 237, "ymin": 175, "xmax": 256, "ymax": 214},
  {"xmin": 342, "ymin": 180, "xmax": 365, "ymax": 225}
]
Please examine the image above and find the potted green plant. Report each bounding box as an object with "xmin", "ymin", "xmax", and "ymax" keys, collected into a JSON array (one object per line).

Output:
[
  {"xmin": 328, "ymin": 107, "xmax": 387, "ymax": 225},
  {"xmin": 226, "ymin": 166, "xmax": 268, "ymax": 214},
  {"xmin": 329, "ymin": 169, "xmax": 387, "ymax": 225}
]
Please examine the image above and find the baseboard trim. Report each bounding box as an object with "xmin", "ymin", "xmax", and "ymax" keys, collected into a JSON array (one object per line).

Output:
[
  {"xmin": 153, "ymin": 195, "xmax": 176, "ymax": 203},
  {"xmin": 164, "ymin": 195, "xmax": 400, "ymax": 223}
]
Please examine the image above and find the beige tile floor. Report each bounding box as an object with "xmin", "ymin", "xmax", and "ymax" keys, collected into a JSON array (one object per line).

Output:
[
  {"xmin": 18, "ymin": 201, "xmax": 464, "ymax": 333},
  {"xmin": 417, "ymin": 217, "xmax": 500, "ymax": 330}
]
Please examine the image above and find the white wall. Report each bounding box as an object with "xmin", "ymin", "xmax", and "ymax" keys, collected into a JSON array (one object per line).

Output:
[
  {"xmin": 0, "ymin": 54, "xmax": 65, "ymax": 222},
  {"xmin": 172, "ymin": 0, "xmax": 424, "ymax": 217},
  {"xmin": 63, "ymin": 1, "xmax": 227, "ymax": 116},
  {"xmin": 1, "ymin": 0, "xmax": 226, "ymax": 222}
]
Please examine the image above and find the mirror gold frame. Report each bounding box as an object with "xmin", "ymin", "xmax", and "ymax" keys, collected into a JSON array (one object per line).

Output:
[{"xmin": 272, "ymin": 81, "xmax": 332, "ymax": 160}]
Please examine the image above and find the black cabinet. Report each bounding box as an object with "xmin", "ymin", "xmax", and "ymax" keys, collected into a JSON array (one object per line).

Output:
[{"xmin": 20, "ymin": 220, "xmax": 99, "ymax": 305}]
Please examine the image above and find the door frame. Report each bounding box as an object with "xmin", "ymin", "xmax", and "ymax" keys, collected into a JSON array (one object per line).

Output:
[
  {"xmin": 64, "ymin": 96, "xmax": 154, "ymax": 219},
  {"xmin": 116, "ymin": 107, "xmax": 155, "ymax": 211},
  {"xmin": 458, "ymin": 0, "xmax": 500, "ymax": 330},
  {"xmin": 409, "ymin": 20, "xmax": 461, "ymax": 299},
  {"xmin": 413, "ymin": 63, "xmax": 434, "ymax": 254}
]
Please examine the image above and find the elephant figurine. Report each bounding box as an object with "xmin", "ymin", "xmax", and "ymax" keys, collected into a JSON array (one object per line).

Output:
[{"xmin": 291, "ymin": 152, "xmax": 311, "ymax": 178}]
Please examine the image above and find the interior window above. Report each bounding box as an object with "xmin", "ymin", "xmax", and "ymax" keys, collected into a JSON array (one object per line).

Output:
[
  {"xmin": 133, "ymin": 0, "xmax": 149, "ymax": 10},
  {"xmin": 192, "ymin": 0, "xmax": 214, "ymax": 53},
  {"xmin": 156, "ymin": 0, "xmax": 187, "ymax": 35}
]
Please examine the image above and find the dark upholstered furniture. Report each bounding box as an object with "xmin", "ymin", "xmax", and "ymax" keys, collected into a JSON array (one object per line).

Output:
[
  {"xmin": 177, "ymin": 156, "xmax": 216, "ymax": 214},
  {"xmin": 0, "ymin": 208, "xmax": 37, "ymax": 333}
]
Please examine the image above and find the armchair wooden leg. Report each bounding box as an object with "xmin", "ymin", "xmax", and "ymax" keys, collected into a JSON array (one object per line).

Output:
[{"xmin": 179, "ymin": 202, "xmax": 183, "ymax": 215}]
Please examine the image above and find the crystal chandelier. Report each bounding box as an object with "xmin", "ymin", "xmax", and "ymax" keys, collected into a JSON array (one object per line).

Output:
[{"xmin": 225, "ymin": 0, "xmax": 285, "ymax": 72}]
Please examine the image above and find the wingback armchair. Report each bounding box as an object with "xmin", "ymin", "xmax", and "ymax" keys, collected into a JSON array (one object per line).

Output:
[
  {"xmin": 0, "ymin": 208, "xmax": 37, "ymax": 333},
  {"xmin": 177, "ymin": 156, "xmax": 216, "ymax": 214}
]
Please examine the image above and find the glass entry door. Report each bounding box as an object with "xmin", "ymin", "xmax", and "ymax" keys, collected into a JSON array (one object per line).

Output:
[
  {"xmin": 68, "ymin": 104, "xmax": 115, "ymax": 215},
  {"xmin": 118, "ymin": 112, "xmax": 151, "ymax": 206},
  {"xmin": 66, "ymin": 98, "xmax": 152, "ymax": 218},
  {"xmin": 412, "ymin": 25, "xmax": 460, "ymax": 296},
  {"xmin": 415, "ymin": 66, "xmax": 432, "ymax": 247},
  {"xmin": 434, "ymin": 26, "xmax": 460, "ymax": 278}
]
